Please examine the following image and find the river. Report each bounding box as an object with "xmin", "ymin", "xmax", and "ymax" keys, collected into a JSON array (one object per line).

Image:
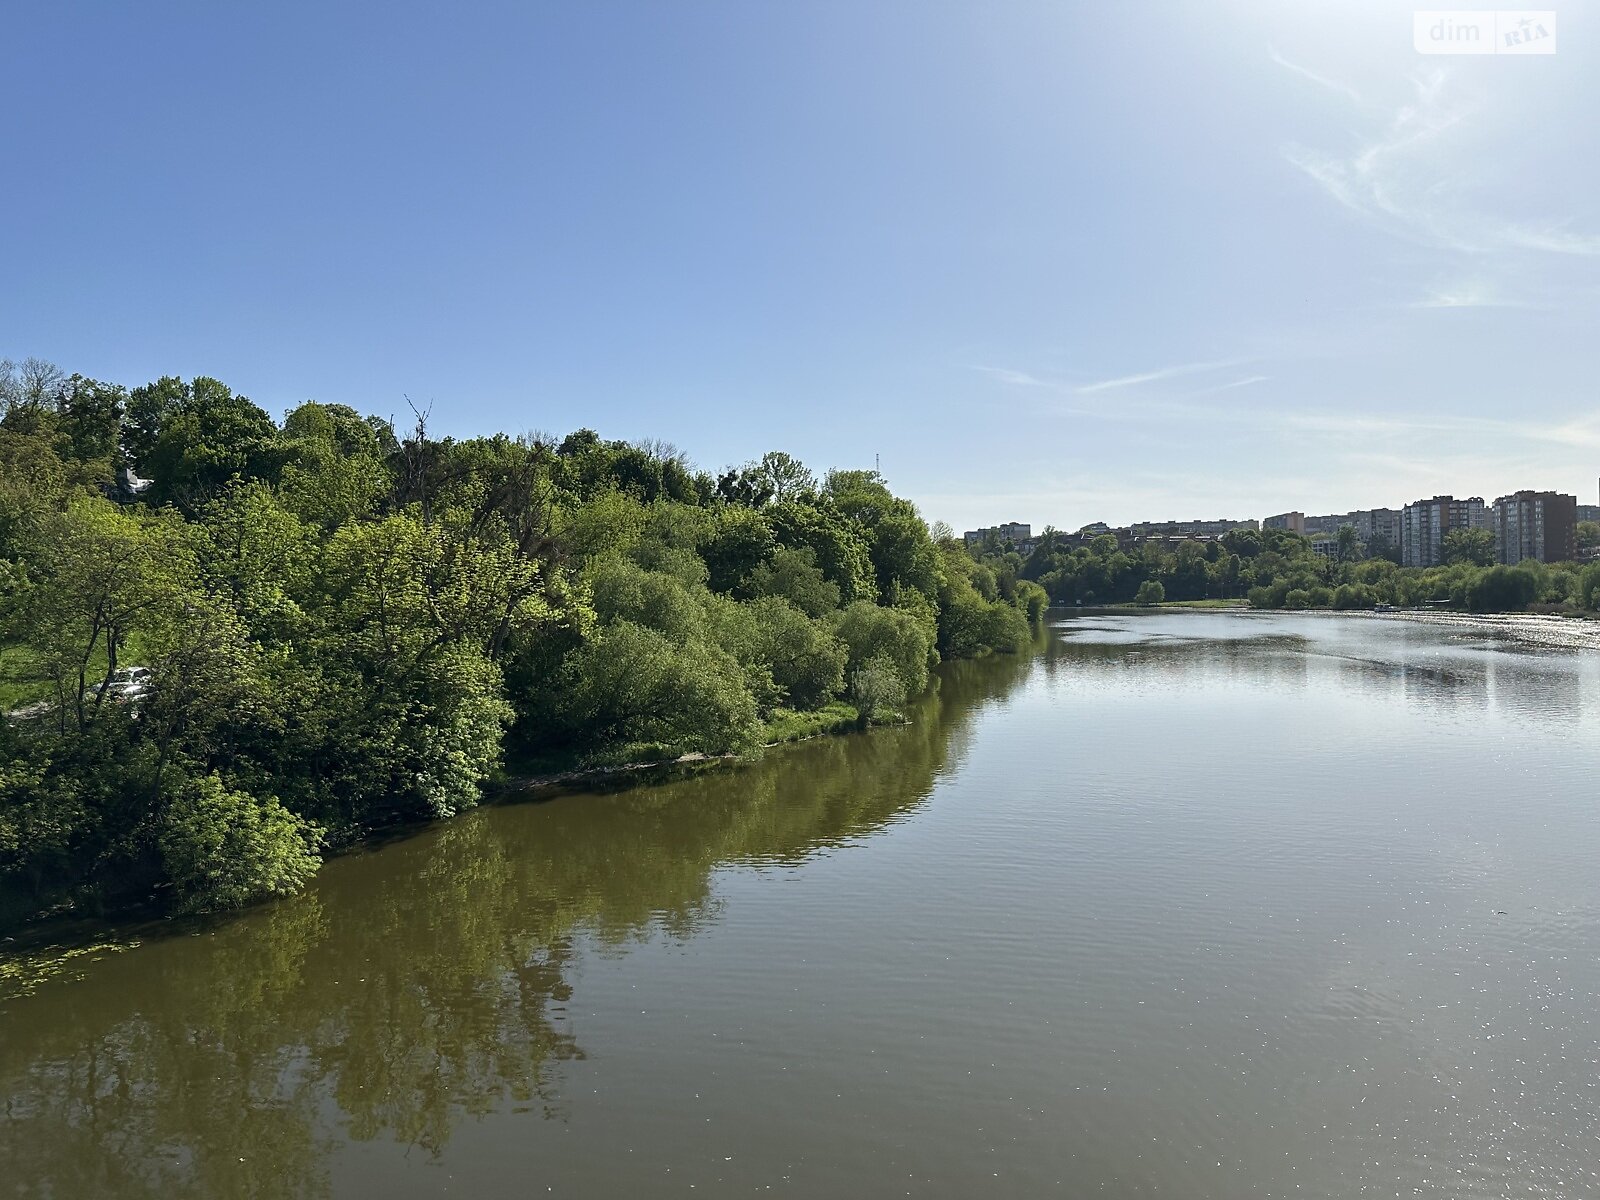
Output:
[{"xmin": 4, "ymin": 610, "xmax": 1599, "ymax": 1198}]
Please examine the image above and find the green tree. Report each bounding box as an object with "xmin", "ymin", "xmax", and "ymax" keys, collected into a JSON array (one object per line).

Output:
[
  {"xmin": 562, "ymin": 621, "xmax": 760, "ymax": 757},
  {"xmin": 159, "ymin": 774, "xmax": 322, "ymax": 913},
  {"xmin": 1467, "ymin": 565, "xmax": 1538, "ymax": 612},
  {"xmin": 1134, "ymin": 579, "xmax": 1165, "ymax": 606},
  {"xmin": 1443, "ymin": 527, "xmax": 1496, "ymax": 567},
  {"xmin": 127, "ymin": 376, "xmax": 281, "ymax": 511},
  {"xmin": 832, "ymin": 601, "xmax": 932, "ymax": 698},
  {"xmin": 747, "ymin": 546, "xmax": 840, "ymax": 616},
  {"xmin": 850, "ymin": 654, "xmax": 907, "ymax": 723},
  {"xmin": 1334, "ymin": 525, "xmax": 1361, "ymax": 563}
]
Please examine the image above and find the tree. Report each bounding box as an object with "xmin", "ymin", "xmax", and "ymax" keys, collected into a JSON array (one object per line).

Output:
[
  {"xmin": 16, "ymin": 497, "xmax": 196, "ymax": 732},
  {"xmin": 741, "ymin": 597, "xmax": 847, "ymax": 710},
  {"xmin": 1443, "ymin": 527, "xmax": 1495, "ymax": 567},
  {"xmin": 850, "ymin": 654, "xmax": 907, "ymax": 723},
  {"xmin": 0, "ymin": 357, "xmax": 66, "ymax": 419},
  {"xmin": 832, "ymin": 601, "xmax": 932, "ymax": 697},
  {"xmin": 1577, "ymin": 521, "xmax": 1600, "ymax": 555},
  {"xmin": 1334, "ymin": 525, "xmax": 1361, "ymax": 563},
  {"xmin": 750, "ymin": 451, "xmax": 816, "ymax": 503},
  {"xmin": 127, "ymin": 376, "xmax": 281, "ymax": 511},
  {"xmin": 1365, "ymin": 532, "xmax": 1401, "ymax": 565},
  {"xmin": 561, "ymin": 621, "xmax": 760, "ymax": 757},
  {"xmin": 701, "ymin": 505, "xmax": 775, "ymax": 593},
  {"xmin": 746, "ymin": 546, "xmax": 841, "ymax": 617},
  {"xmin": 1467, "ymin": 565, "xmax": 1538, "ymax": 612},
  {"xmin": 1135, "ymin": 579, "xmax": 1165, "ymax": 606},
  {"xmin": 159, "ymin": 774, "xmax": 322, "ymax": 913}
]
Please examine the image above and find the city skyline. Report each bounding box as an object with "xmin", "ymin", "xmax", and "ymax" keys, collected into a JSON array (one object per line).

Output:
[{"xmin": 970, "ymin": 480, "xmax": 1599, "ymax": 542}]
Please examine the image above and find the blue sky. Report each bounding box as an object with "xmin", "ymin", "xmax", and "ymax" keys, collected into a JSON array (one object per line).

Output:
[{"xmin": 4, "ymin": 1, "xmax": 1598, "ymax": 530}]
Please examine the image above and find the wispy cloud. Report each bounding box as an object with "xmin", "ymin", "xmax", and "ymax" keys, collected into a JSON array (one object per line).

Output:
[
  {"xmin": 1284, "ymin": 66, "xmax": 1600, "ymax": 258},
  {"xmin": 1284, "ymin": 68, "xmax": 1480, "ymax": 252},
  {"xmin": 969, "ymin": 364, "xmax": 1046, "ymax": 387},
  {"xmin": 1502, "ymin": 225, "xmax": 1600, "ymax": 256},
  {"xmin": 1268, "ymin": 46, "xmax": 1363, "ymax": 105},
  {"xmin": 1191, "ymin": 374, "xmax": 1270, "ymax": 395},
  {"xmin": 1284, "ymin": 409, "xmax": 1600, "ymax": 451},
  {"xmin": 1411, "ymin": 279, "xmax": 1522, "ymax": 308},
  {"xmin": 1076, "ymin": 358, "xmax": 1246, "ymax": 394}
]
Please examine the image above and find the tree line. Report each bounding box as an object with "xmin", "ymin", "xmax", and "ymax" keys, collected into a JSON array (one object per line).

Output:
[
  {"xmin": 970, "ymin": 523, "xmax": 1600, "ymax": 613},
  {"xmin": 0, "ymin": 357, "xmax": 1044, "ymax": 923}
]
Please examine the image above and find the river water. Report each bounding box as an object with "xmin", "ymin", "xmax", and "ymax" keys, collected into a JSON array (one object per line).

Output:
[{"xmin": 5, "ymin": 610, "xmax": 1600, "ymax": 1198}]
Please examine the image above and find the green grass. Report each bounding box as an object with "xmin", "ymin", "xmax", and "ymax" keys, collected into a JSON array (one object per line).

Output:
[
  {"xmin": 0, "ymin": 643, "xmax": 54, "ymax": 711},
  {"xmin": 762, "ymin": 701, "xmax": 860, "ymax": 745}
]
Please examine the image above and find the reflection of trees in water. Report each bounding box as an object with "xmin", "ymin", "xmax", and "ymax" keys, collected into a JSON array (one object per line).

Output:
[
  {"xmin": 0, "ymin": 644, "xmax": 1038, "ymax": 1200},
  {"xmin": 1045, "ymin": 619, "xmax": 1586, "ymax": 725}
]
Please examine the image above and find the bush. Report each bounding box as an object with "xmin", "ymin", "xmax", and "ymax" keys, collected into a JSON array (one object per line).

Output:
[
  {"xmin": 832, "ymin": 601, "xmax": 932, "ymax": 698},
  {"xmin": 744, "ymin": 597, "xmax": 847, "ymax": 710},
  {"xmin": 1284, "ymin": 588, "xmax": 1312, "ymax": 610},
  {"xmin": 1332, "ymin": 583, "xmax": 1376, "ymax": 610},
  {"xmin": 746, "ymin": 546, "xmax": 840, "ymax": 617},
  {"xmin": 1580, "ymin": 563, "xmax": 1600, "ymax": 610},
  {"xmin": 980, "ymin": 602, "xmax": 1031, "ymax": 652},
  {"xmin": 1467, "ymin": 565, "xmax": 1539, "ymax": 613},
  {"xmin": 1014, "ymin": 579, "xmax": 1049, "ymax": 623},
  {"xmin": 562, "ymin": 621, "xmax": 761, "ymax": 756},
  {"xmin": 850, "ymin": 654, "xmax": 907, "ymax": 723},
  {"xmin": 159, "ymin": 775, "xmax": 323, "ymax": 913},
  {"xmin": 1134, "ymin": 580, "xmax": 1164, "ymax": 606}
]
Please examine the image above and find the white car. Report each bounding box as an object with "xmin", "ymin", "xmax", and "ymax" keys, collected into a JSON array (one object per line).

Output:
[{"xmin": 91, "ymin": 667, "xmax": 153, "ymax": 703}]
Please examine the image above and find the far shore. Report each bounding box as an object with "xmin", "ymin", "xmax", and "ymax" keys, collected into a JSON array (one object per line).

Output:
[{"xmin": 1065, "ymin": 602, "xmax": 1600, "ymax": 651}]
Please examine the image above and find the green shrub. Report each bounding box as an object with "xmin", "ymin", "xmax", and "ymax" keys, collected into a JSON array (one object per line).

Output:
[
  {"xmin": 849, "ymin": 653, "xmax": 907, "ymax": 723},
  {"xmin": 1467, "ymin": 565, "xmax": 1539, "ymax": 613},
  {"xmin": 833, "ymin": 601, "xmax": 932, "ymax": 698},
  {"xmin": 159, "ymin": 775, "xmax": 323, "ymax": 913}
]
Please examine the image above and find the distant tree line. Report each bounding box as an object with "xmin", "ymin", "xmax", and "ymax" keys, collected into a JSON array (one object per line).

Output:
[
  {"xmin": 967, "ymin": 523, "xmax": 1600, "ymax": 614},
  {"xmin": 0, "ymin": 358, "xmax": 1043, "ymax": 923}
]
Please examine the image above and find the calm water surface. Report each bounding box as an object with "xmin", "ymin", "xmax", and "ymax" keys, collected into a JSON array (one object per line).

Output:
[{"xmin": 6, "ymin": 611, "xmax": 1600, "ymax": 1198}]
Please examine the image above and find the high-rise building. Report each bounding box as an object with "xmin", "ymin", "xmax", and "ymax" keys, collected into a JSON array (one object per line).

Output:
[
  {"xmin": 1400, "ymin": 496, "xmax": 1487, "ymax": 568},
  {"xmin": 1492, "ymin": 491, "xmax": 1577, "ymax": 564},
  {"xmin": 1264, "ymin": 512, "xmax": 1305, "ymax": 535}
]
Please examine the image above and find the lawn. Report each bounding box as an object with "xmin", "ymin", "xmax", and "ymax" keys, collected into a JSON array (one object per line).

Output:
[{"xmin": 0, "ymin": 643, "xmax": 54, "ymax": 711}]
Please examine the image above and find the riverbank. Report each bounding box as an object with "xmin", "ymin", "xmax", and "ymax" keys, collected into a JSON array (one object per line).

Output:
[{"xmin": 494, "ymin": 701, "xmax": 868, "ymax": 792}]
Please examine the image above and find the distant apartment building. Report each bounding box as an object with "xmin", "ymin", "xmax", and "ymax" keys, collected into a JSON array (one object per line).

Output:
[
  {"xmin": 1400, "ymin": 496, "xmax": 1487, "ymax": 568},
  {"xmin": 963, "ymin": 521, "xmax": 1031, "ymax": 548},
  {"xmin": 1577, "ymin": 504, "xmax": 1600, "ymax": 524},
  {"xmin": 1492, "ymin": 491, "xmax": 1577, "ymax": 564},
  {"xmin": 1127, "ymin": 517, "xmax": 1258, "ymax": 538},
  {"xmin": 1353, "ymin": 508, "xmax": 1402, "ymax": 548},
  {"xmin": 1263, "ymin": 512, "xmax": 1305, "ymax": 535},
  {"xmin": 1297, "ymin": 508, "xmax": 1401, "ymax": 544}
]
